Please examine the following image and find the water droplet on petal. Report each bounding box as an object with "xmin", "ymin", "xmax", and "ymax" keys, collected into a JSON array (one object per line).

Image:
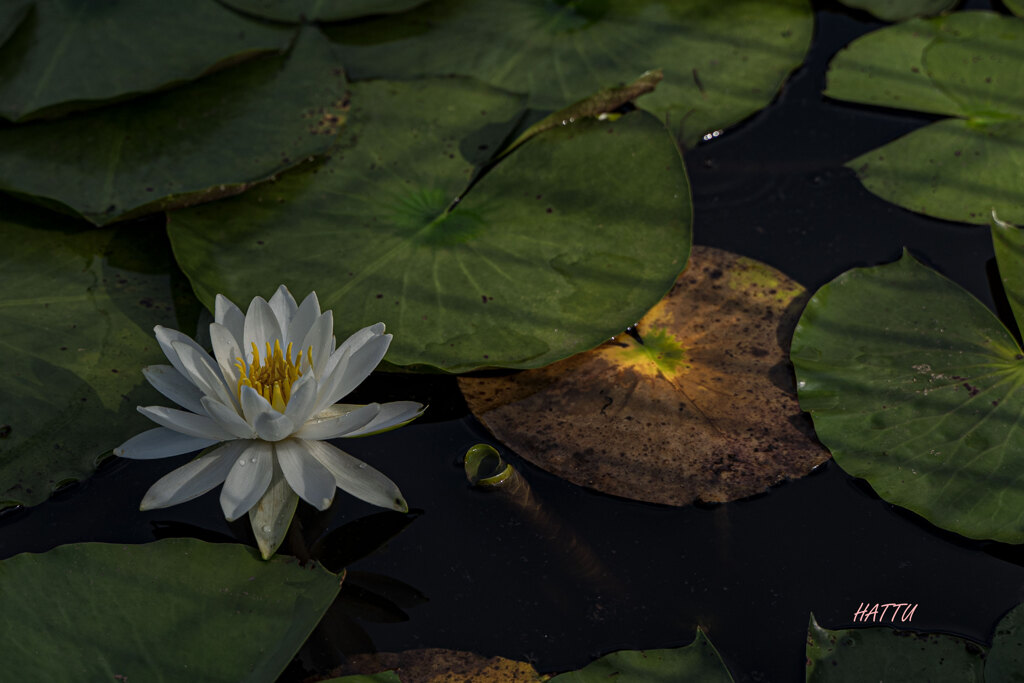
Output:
[
  {"xmin": 237, "ymin": 458, "xmax": 246, "ymax": 466},
  {"xmin": 249, "ymin": 456, "xmax": 257, "ymax": 463},
  {"xmin": 357, "ymin": 463, "xmax": 367, "ymax": 469},
  {"xmin": 261, "ymin": 525, "xmax": 271, "ymax": 533}
]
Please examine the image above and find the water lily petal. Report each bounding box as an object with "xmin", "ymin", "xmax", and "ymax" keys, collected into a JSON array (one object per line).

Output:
[
  {"xmin": 201, "ymin": 397, "xmax": 256, "ymax": 439},
  {"xmin": 240, "ymin": 384, "xmax": 274, "ymax": 424},
  {"xmin": 249, "ymin": 458, "xmax": 299, "ymax": 560},
  {"xmin": 254, "ymin": 410, "xmax": 295, "ymax": 442},
  {"xmin": 139, "ymin": 441, "xmax": 243, "ymax": 510},
  {"xmin": 142, "ymin": 365, "xmax": 205, "ymax": 415},
  {"xmin": 321, "ymin": 322, "xmax": 385, "ymax": 381},
  {"xmin": 155, "ymin": 326, "xmax": 210, "ymax": 386},
  {"xmin": 137, "ymin": 406, "xmax": 234, "ymax": 440},
  {"xmin": 209, "ymin": 322, "xmax": 243, "ymax": 390},
  {"xmin": 215, "ymin": 293, "xmax": 245, "ymax": 348},
  {"xmin": 172, "ymin": 341, "xmax": 237, "ymax": 409},
  {"xmin": 299, "ymin": 310, "xmax": 334, "ymax": 379},
  {"xmin": 114, "ymin": 427, "xmax": 217, "ymax": 460},
  {"xmin": 297, "ymin": 403, "xmax": 380, "ymax": 440},
  {"xmin": 287, "ymin": 291, "xmax": 321, "ymax": 361},
  {"xmin": 303, "ymin": 439, "xmax": 407, "ymax": 512},
  {"xmin": 275, "ymin": 439, "xmax": 336, "ymax": 510},
  {"xmin": 220, "ymin": 440, "xmax": 272, "ymax": 521},
  {"xmin": 283, "ymin": 373, "xmax": 318, "ymax": 426},
  {"xmin": 344, "ymin": 401, "xmax": 426, "ymax": 437},
  {"xmin": 268, "ymin": 285, "xmax": 298, "ymax": 342},
  {"xmin": 243, "ymin": 296, "xmax": 283, "ymax": 362},
  {"xmin": 316, "ymin": 333, "xmax": 391, "ymax": 411}
]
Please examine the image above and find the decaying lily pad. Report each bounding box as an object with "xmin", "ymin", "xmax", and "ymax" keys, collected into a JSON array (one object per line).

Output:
[
  {"xmin": 330, "ymin": 649, "xmax": 543, "ymax": 682},
  {"xmin": 459, "ymin": 246, "xmax": 829, "ymax": 506}
]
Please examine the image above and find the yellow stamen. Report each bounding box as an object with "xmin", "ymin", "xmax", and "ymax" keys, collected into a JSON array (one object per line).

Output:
[{"xmin": 235, "ymin": 340, "xmax": 313, "ymax": 413}]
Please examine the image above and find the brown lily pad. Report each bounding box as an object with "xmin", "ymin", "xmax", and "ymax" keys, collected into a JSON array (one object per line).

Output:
[
  {"xmin": 459, "ymin": 246, "xmax": 829, "ymax": 506},
  {"xmin": 327, "ymin": 648, "xmax": 543, "ymax": 682}
]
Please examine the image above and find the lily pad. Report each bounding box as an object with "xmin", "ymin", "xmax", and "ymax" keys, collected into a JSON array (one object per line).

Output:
[
  {"xmin": 0, "ymin": 0, "xmax": 292, "ymax": 121},
  {"xmin": 221, "ymin": 0, "xmax": 430, "ymax": 23},
  {"xmin": 0, "ymin": 27, "xmax": 346, "ymax": 225},
  {"xmin": 836, "ymin": 0, "xmax": 957, "ymax": 22},
  {"xmin": 459, "ymin": 247, "xmax": 828, "ymax": 506},
  {"xmin": 167, "ymin": 77, "xmax": 691, "ymax": 372},
  {"xmin": 1009, "ymin": 0, "xmax": 1024, "ymax": 18},
  {"xmin": 0, "ymin": 203, "xmax": 193, "ymax": 508},
  {"xmin": 826, "ymin": 11, "xmax": 1024, "ymax": 224},
  {"xmin": 805, "ymin": 614, "xmax": 985, "ymax": 681},
  {"xmin": 986, "ymin": 603, "xmax": 1024, "ymax": 682},
  {"xmin": 548, "ymin": 630, "xmax": 734, "ymax": 682},
  {"xmin": 0, "ymin": 0, "xmax": 30, "ymax": 51},
  {"xmin": 0, "ymin": 539, "xmax": 341, "ymax": 681},
  {"xmin": 791, "ymin": 248, "xmax": 1024, "ymax": 543},
  {"xmin": 323, "ymin": 0, "xmax": 813, "ymax": 147},
  {"xmin": 334, "ymin": 649, "xmax": 544, "ymax": 681}
]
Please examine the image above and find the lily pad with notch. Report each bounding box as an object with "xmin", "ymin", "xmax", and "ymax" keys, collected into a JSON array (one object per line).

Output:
[
  {"xmin": 0, "ymin": 538, "xmax": 341, "ymax": 681},
  {"xmin": 0, "ymin": 27, "xmax": 346, "ymax": 226},
  {"xmin": 459, "ymin": 246, "xmax": 829, "ymax": 506},
  {"xmin": 0, "ymin": 0, "xmax": 293, "ymax": 121},
  {"xmin": 323, "ymin": 0, "xmax": 813, "ymax": 147},
  {"xmin": 826, "ymin": 11, "xmax": 1024, "ymax": 224},
  {"xmin": 167, "ymin": 77, "xmax": 691, "ymax": 372},
  {"xmin": 791, "ymin": 217, "xmax": 1024, "ymax": 543}
]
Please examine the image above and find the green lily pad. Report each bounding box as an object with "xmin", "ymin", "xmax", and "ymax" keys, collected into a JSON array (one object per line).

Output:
[
  {"xmin": 0, "ymin": 539, "xmax": 341, "ymax": 681},
  {"xmin": 167, "ymin": 77, "xmax": 691, "ymax": 372},
  {"xmin": 991, "ymin": 211, "xmax": 1024, "ymax": 336},
  {"xmin": 459, "ymin": 247, "xmax": 828, "ymax": 505},
  {"xmin": 221, "ymin": 0, "xmax": 429, "ymax": 23},
  {"xmin": 0, "ymin": 27, "xmax": 346, "ymax": 226},
  {"xmin": 805, "ymin": 614, "xmax": 985, "ymax": 681},
  {"xmin": 323, "ymin": 0, "xmax": 812, "ymax": 147},
  {"xmin": 986, "ymin": 603, "xmax": 1024, "ymax": 682},
  {"xmin": 0, "ymin": 0, "xmax": 293, "ymax": 121},
  {"xmin": 1008, "ymin": 0, "xmax": 1024, "ymax": 18},
  {"xmin": 836, "ymin": 0, "xmax": 956, "ymax": 22},
  {"xmin": 0, "ymin": 203, "xmax": 197, "ymax": 508},
  {"xmin": 826, "ymin": 11, "xmax": 1024, "ymax": 224},
  {"xmin": 791, "ymin": 248, "xmax": 1024, "ymax": 543},
  {"xmin": 0, "ymin": 0, "xmax": 30, "ymax": 51},
  {"xmin": 548, "ymin": 629, "xmax": 734, "ymax": 682}
]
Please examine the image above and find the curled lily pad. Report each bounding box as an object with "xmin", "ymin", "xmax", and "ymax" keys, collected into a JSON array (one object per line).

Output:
[
  {"xmin": 836, "ymin": 0, "xmax": 957, "ymax": 21},
  {"xmin": 791, "ymin": 232, "xmax": 1024, "ymax": 542},
  {"xmin": 826, "ymin": 11, "xmax": 1024, "ymax": 224},
  {"xmin": 0, "ymin": 203, "xmax": 195, "ymax": 508},
  {"xmin": 464, "ymin": 443, "xmax": 515, "ymax": 488},
  {"xmin": 806, "ymin": 614, "xmax": 985, "ymax": 681},
  {"xmin": 167, "ymin": 77, "xmax": 691, "ymax": 372},
  {"xmin": 0, "ymin": 539, "xmax": 341, "ymax": 681},
  {"xmin": 221, "ymin": 0, "xmax": 430, "ymax": 23},
  {"xmin": 0, "ymin": 0, "xmax": 293, "ymax": 121},
  {"xmin": 549, "ymin": 630, "xmax": 734, "ymax": 682},
  {"xmin": 324, "ymin": 0, "xmax": 812, "ymax": 147},
  {"xmin": 459, "ymin": 247, "xmax": 828, "ymax": 506},
  {"xmin": 0, "ymin": 27, "xmax": 346, "ymax": 225}
]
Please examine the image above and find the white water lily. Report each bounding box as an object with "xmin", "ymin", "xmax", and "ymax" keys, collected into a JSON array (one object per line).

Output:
[{"xmin": 114, "ymin": 285, "xmax": 423, "ymax": 559}]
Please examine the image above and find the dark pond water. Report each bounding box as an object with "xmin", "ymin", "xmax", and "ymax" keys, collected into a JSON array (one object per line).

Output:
[{"xmin": 2, "ymin": 1, "xmax": 1023, "ymax": 681}]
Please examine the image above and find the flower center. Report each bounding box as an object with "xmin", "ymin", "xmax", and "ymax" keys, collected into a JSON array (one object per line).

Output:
[{"xmin": 235, "ymin": 340, "xmax": 312, "ymax": 413}]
